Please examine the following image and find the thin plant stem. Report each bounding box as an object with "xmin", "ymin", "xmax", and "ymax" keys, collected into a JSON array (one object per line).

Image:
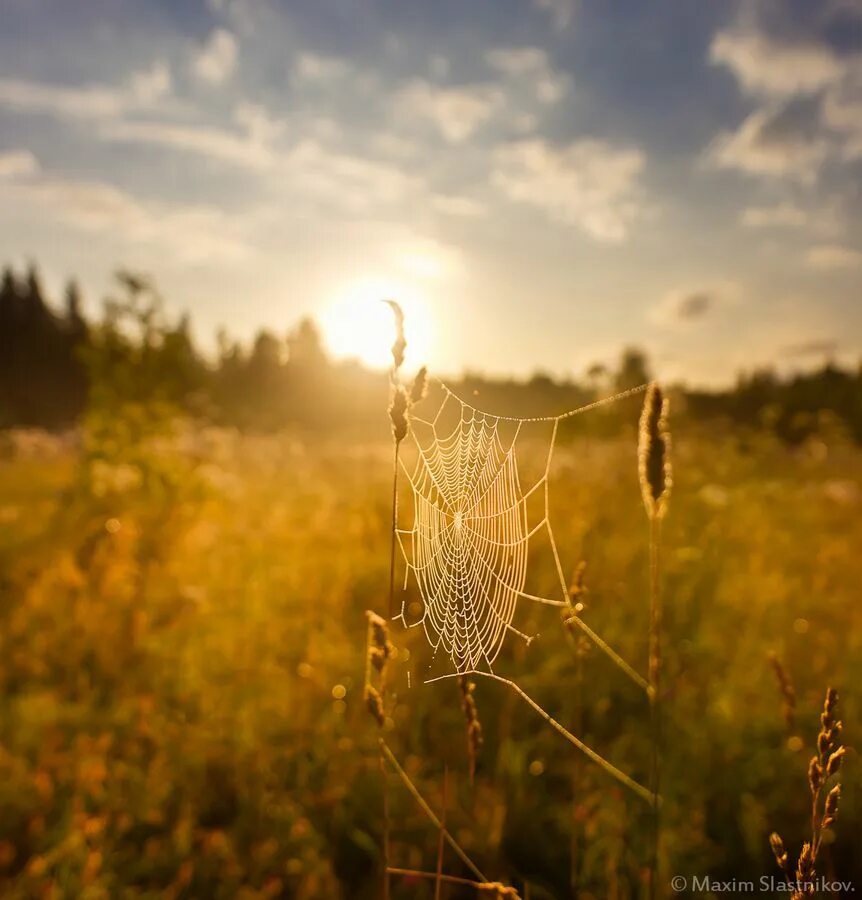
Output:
[
  {"xmin": 387, "ymin": 868, "xmax": 491, "ymax": 890},
  {"xmin": 647, "ymin": 516, "xmax": 663, "ymax": 900},
  {"xmin": 388, "ymin": 440, "xmax": 400, "ymax": 620},
  {"xmin": 476, "ymin": 672, "xmax": 658, "ymax": 807},
  {"xmin": 563, "ymin": 613, "xmax": 649, "ymax": 693},
  {"xmin": 435, "ymin": 766, "xmax": 448, "ymax": 900},
  {"xmin": 379, "ymin": 739, "xmax": 487, "ymax": 882},
  {"xmin": 570, "ymin": 631, "xmax": 584, "ymax": 897},
  {"xmin": 380, "ymin": 750, "xmax": 390, "ymax": 900}
]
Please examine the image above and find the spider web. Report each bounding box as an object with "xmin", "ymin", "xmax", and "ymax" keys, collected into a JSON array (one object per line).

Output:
[{"xmin": 395, "ymin": 381, "xmax": 644, "ymax": 678}]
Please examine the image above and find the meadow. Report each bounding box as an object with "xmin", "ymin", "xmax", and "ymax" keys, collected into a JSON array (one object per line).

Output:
[{"xmin": 0, "ymin": 406, "xmax": 858, "ymax": 898}]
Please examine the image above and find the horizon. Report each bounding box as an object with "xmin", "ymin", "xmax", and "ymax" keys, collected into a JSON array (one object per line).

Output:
[
  {"xmin": 1, "ymin": 0, "xmax": 861, "ymax": 387},
  {"xmin": 6, "ymin": 256, "xmax": 857, "ymax": 393}
]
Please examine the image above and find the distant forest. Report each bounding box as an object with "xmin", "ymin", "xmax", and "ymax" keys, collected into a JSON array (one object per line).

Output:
[{"xmin": 2, "ymin": 261, "xmax": 862, "ymax": 443}]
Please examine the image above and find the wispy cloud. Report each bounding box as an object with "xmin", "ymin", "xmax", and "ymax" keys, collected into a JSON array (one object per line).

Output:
[
  {"xmin": 394, "ymin": 80, "xmax": 504, "ymax": 143},
  {"xmin": 491, "ymin": 138, "xmax": 645, "ymax": 242},
  {"xmin": 650, "ymin": 282, "xmax": 741, "ymax": 326},
  {"xmin": 710, "ymin": 27, "xmax": 844, "ymax": 99},
  {"xmin": 0, "ymin": 149, "xmax": 39, "ymax": 178},
  {"xmin": 532, "ymin": 0, "xmax": 576, "ymax": 32},
  {"xmin": 431, "ymin": 193, "xmax": 486, "ymax": 219},
  {"xmin": 190, "ymin": 28, "xmax": 239, "ymax": 85},
  {"xmin": 781, "ymin": 338, "xmax": 838, "ymax": 358},
  {"xmin": 0, "ymin": 61, "xmax": 173, "ymax": 120},
  {"xmin": 741, "ymin": 201, "xmax": 806, "ymax": 228},
  {"xmin": 99, "ymin": 118, "xmax": 277, "ymax": 171},
  {"xmin": 706, "ymin": 7, "xmax": 862, "ymax": 182},
  {"xmin": 0, "ymin": 168, "xmax": 251, "ymax": 264},
  {"xmin": 294, "ymin": 52, "xmax": 351, "ymax": 84},
  {"xmin": 805, "ymin": 244, "xmax": 862, "ymax": 270},
  {"xmin": 705, "ymin": 100, "xmax": 828, "ymax": 183},
  {"xmin": 484, "ymin": 47, "xmax": 569, "ymax": 105}
]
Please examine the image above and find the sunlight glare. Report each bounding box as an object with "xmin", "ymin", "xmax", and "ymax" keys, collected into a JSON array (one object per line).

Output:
[{"xmin": 320, "ymin": 277, "xmax": 434, "ymax": 370}]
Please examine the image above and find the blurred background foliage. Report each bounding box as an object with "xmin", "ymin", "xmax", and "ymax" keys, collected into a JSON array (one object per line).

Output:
[
  {"xmin": 0, "ymin": 264, "xmax": 859, "ymax": 898},
  {"xmin": 3, "ymin": 261, "xmax": 862, "ymax": 445}
]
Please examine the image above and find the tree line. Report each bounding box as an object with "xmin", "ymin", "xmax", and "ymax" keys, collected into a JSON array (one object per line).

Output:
[{"xmin": 2, "ymin": 262, "xmax": 861, "ymax": 443}]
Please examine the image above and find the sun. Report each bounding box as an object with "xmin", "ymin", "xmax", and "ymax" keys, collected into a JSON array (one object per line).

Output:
[{"xmin": 319, "ymin": 277, "xmax": 434, "ymax": 370}]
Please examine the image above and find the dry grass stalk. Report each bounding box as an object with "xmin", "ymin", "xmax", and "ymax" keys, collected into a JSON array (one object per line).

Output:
[
  {"xmin": 768, "ymin": 652, "xmax": 797, "ymax": 735},
  {"xmin": 385, "ymin": 298, "xmax": 408, "ymax": 623},
  {"xmin": 562, "ymin": 561, "xmax": 592, "ymax": 658},
  {"xmin": 477, "ymin": 882, "xmax": 521, "ymax": 898},
  {"xmin": 563, "ymin": 561, "xmax": 589, "ymax": 894},
  {"xmin": 639, "ymin": 382, "xmax": 671, "ymax": 900},
  {"xmin": 379, "ymin": 739, "xmax": 487, "ymax": 883},
  {"xmin": 364, "ymin": 610, "xmax": 393, "ymax": 898},
  {"xmin": 386, "ymin": 868, "xmax": 521, "ymax": 899},
  {"xmin": 770, "ymin": 687, "xmax": 846, "ymax": 899},
  {"xmin": 434, "ymin": 767, "xmax": 448, "ymax": 900},
  {"xmin": 458, "ymin": 675, "xmax": 484, "ymax": 783}
]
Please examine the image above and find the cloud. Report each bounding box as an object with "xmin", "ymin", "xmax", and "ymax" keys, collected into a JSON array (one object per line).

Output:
[
  {"xmin": 491, "ymin": 138, "xmax": 644, "ymax": 242},
  {"xmin": 0, "ymin": 149, "xmax": 39, "ymax": 178},
  {"xmin": 99, "ymin": 119, "xmax": 276, "ymax": 170},
  {"xmin": 97, "ymin": 109, "xmax": 419, "ymax": 214},
  {"xmin": 781, "ymin": 338, "xmax": 838, "ymax": 358},
  {"xmin": 0, "ymin": 63, "xmax": 172, "ymax": 120},
  {"xmin": 709, "ymin": 27, "xmax": 844, "ymax": 99},
  {"xmin": 741, "ymin": 201, "xmax": 806, "ymax": 228},
  {"xmin": 233, "ymin": 101, "xmax": 286, "ymax": 145},
  {"xmin": 191, "ymin": 28, "xmax": 238, "ymax": 85},
  {"xmin": 485, "ymin": 47, "xmax": 569, "ymax": 105},
  {"xmin": 651, "ymin": 282, "xmax": 741, "ymax": 326},
  {"xmin": 394, "ymin": 80, "xmax": 503, "ymax": 143},
  {"xmin": 394, "ymin": 237, "xmax": 461, "ymax": 280},
  {"xmin": 294, "ymin": 52, "xmax": 350, "ymax": 83},
  {"xmin": 705, "ymin": 99, "xmax": 828, "ymax": 183},
  {"xmin": 706, "ymin": 10, "xmax": 862, "ymax": 178},
  {"xmin": 431, "ymin": 193, "xmax": 486, "ymax": 219},
  {"xmin": 533, "ymin": 0, "xmax": 576, "ymax": 31},
  {"xmin": 822, "ymin": 68, "xmax": 862, "ymax": 159},
  {"xmin": 1, "ymin": 170, "xmax": 251, "ymax": 263},
  {"xmin": 805, "ymin": 244, "xmax": 862, "ymax": 270},
  {"xmin": 0, "ymin": 79, "xmax": 123, "ymax": 118},
  {"xmin": 281, "ymin": 140, "xmax": 422, "ymax": 211},
  {"xmin": 128, "ymin": 61, "xmax": 172, "ymax": 105}
]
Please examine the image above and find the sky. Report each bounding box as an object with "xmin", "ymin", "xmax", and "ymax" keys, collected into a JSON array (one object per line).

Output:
[{"xmin": 0, "ymin": 0, "xmax": 861, "ymax": 385}]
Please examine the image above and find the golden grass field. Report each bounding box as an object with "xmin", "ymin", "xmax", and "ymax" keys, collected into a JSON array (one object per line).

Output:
[{"xmin": 0, "ymin": 416, "xmax": 859, "ymax": 898}]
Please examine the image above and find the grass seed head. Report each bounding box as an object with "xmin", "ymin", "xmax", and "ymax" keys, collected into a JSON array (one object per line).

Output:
[
  {"xmin": 822, "ymin": 784, "xmax": 841, "ymax": 829},
  {"xmin": 410, "ymin": 366, "xmax": 428, "ymax": 404},
  {"xmin": 796, "ymin": 841, "xmax": 814, "ymax": 883},
  {"xmin": 826, "ymin": 746, "xmax": 845, "ymax": 777},
  {"xmin": 366, "ymin": 610, "xmax": 390, "ymax": 651},
  {"xmin": 365, "ymin": 684, "xmax": 385, "ymax": 729},
  {"xmin": 808, "ymin": 757, "xmax": 823, "ymax": 795},
  {"xmin": 458, "ymin": 675, "xmax": 484, "ymax": 783},
  {"xmin": 568, "ymin": 560, "xmax": 587, "ymax": 604},
  {"xmin": 769, "ymin": 832, "xmax": 788, "ymax": 871},
  {"xmin": 817, "ymin": 687, "xmax": 842, "ymax": 766},
  {"xmin": 768, "ymin": 652, "xmax": 797, "ymax": 734},
  {"xmin": 389, "ymin": 386, "xmax": 409, "ymax": 444},
  {"xmin": 638, "ymin": 383, "xmax": 672, "ymax": 520},
  {"xmin": 383, "ymin": 299, "xmax": 406, "ymax": 372},
  {"xmin": 365, "ymin": 610, "xmax": 393, "ymax": 674}
]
